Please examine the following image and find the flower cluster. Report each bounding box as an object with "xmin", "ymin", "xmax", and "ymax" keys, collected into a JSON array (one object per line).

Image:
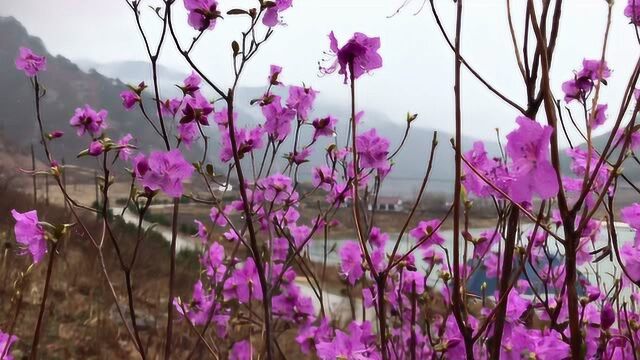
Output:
[
  {"xmin": 133, "ymin": 150, "xmax": 194, "ymax": 198},
  {"xmin": 463, "ymin": 116, "xmax": 559, "ymax": 203},
  {"xmin": 562, "ymin": 59, "xmax": 610, "ymax": 104}
]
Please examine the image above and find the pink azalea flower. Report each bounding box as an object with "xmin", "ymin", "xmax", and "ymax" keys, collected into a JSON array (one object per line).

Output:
[
  {"xmin": 474, "ymin": 230, "xmax": 500, "ymax": 258},
  {"xmin": 262, "ymin": 95, "xmax": 296, "ymax": 141},
  {"xmin": 327, "ymin": 182, "xmax": 352, "ymax": 205},
  {"xmin": 562, "ymin": 77, "xmax": 593, "ymax": 103},
  {"xmin": 184, "ymin": 0, "xmax": 220, "ymax": 31},
  {"xmin": 370, "ymin": 247, "xmax": 387, "ymax": 273},
  {"xmin": 174, "ymin": 280, "xmax": 213, "ymax": 325},
  {"xmin": 526, "ymin": 332, "xmax": 570, "ymax": 359},
  {"xmin": 592, "ymin": 103, "xmax": 608, "ymax": 129},
  {"xmin": 181, "ymin": 71, "xmax": 201, "ymax": 95},
  {"xmin": 0, "ymin": 330, "xmax": 18, "ymax": 360},
  {"xmin": 290, "ymin": 148, "xmax": 312, "ymax": 165},
  {"xmin": 356, "ymin": 128, "xmax": 389, "ymax": 170},
  {"xmin": 463, "ymin": 141, "xmax": 511, "ymax": 197},
  {"xmin": 625, "ymin": 0, "xmax": 640, "ymax": 25},
  {"xmin": 262, "ymin": 0, "xmax": 293, "ymax": 27},
  {"xmin": 180, "ymin": 92, "xmax": 213, "ymax": 125},
  {"xmin": 506, "ymin": 116, "xmax": 559, "ymax": 203},
  {"xmin": 601, "ymin": 302, "xmax": 615, "ymax": 330},
  {"xmin": 578, "ymin": 59, "xmax": 611, "ymax": 81},
  {"xmin": 621, "ymin": 203, "xmax": 640, "ymax": 244},
  {"xmin": 296, "ymin": 318, "xmax": 333, "ymax": 354},
  {"xmin": 88, "ymin": 140, "xmax": 105, "ymax": 156},
  {"xmin": 566, "ymin": 147, "xmax": 610, "ymax": 192},
  {"xmin": 312, "ymin": 166, "xmax": 336, "ymax": 190},
  {"xmin": 621, "ymin": 243, "xmax": 640, "ymax": 282},
  {"xmin": 272, "ymin": 283, "xmax": 315, "ymax": 323},
  {"xmin": 174, "ymin": 281, "xmax": 229, "ymax": 336},
  {"xmin": 505, "ymin": 289, "xmax": 530, "ymax": 320},
  {"xmin": 15, "ymin": 47, "xmax": 46, "ymax": 76},
  {"xmin": 193, "ymin": 219, "xmax": 207, "ymax": 242},
  {"xmin": 160, "ymin": 98, "xmax": 182, "ymax": 117},
  {"xmin": 615, "ymin": 127, "xmax": 640, "ymax": 151},
  {"xmin": 316, "ymin": 321, "xmax": 379, "ymax": 359},
  {"xmin": 178, "ymin": 121, "xmax": 199, "ymax": 149},
  {"xmin": 209, "ymin": 207, "xmax": 228, "ymax": 227},
  {"xmin": 69, "ymin": 105, "xmax": 108, "ymax": 137},
  {"xmin": 409, "ymin": 220, "xmax": 445, "ymax": 248},
  {"xmin": 586, "ymin": 285, "xmax": 602, "ymax": 302},
  {"xmin": 11, "ymin": 209, "xmax": 47, "ymax": 264},
  {"xmin": 562, "ymin": 59, "xmax": 611, "ymax": 103},
  {"xmin": 485, "ymin": 252, "xmax": 500, "ymax": 278},
  {"xmin": 212, "ymin": 107, "xmax": 237, "ymax": 129},
  {"xmin": 339, "ymin": 241, "xmax": 363, "ymax": 285},
  {"xmin": 223, "ymin": 230, "xmax": 240, "ymax": 242},
  {"xmin": 323, "ymin": 32, "xmax": 383, "ymax": 83},
  {"xmin": 223, "ymin": 258, "xmax": 263, "ymax": 302},
  {"xmin": 286, "ymin": 85, "xmax": 317, "ymax": 119},
  {"xmin": 288, "ymin": 224, "xmax": 312, "ymax": 249},
  {"xmin": 272, "ymin": 237, "xmax": 289, "ymax": 262},
  {"xmin": 312, "ymin": 115, "xmax": 338, "ymax": 140},
  {"xmin": 269, "ymin": 65, "xmax": 283, "ymax": 85},
  {"xmin": 202, "ymin": 242, "xmax": 226, "ymax": 281},
  {"xmin": 422, "ymin": 247, "xmax": 444, "ymax": 265},
  {"xmin": 117, "ymin": 133, "xmax": 134, "ymax": 161},
  {"xmin": 133, "ymin": 150, "xmax": 194, "ymax": 198},
  {"xmin": 220, "ymin": 126, "xmax": 265, "ymax": 163},
  {"xmin": 229, "ymin": 340, "xmax": 252, "ymax": 360},
  {"xmin": 259, "ymin": 173, "xmax": 296, "ymax": 205},
  {"xmin": 120, "ymin": 90, "xmax": 140, "ymax": 110},
  {"xmin": 368, "ymin": 227, "xmax": 388, "ymax": 248}
]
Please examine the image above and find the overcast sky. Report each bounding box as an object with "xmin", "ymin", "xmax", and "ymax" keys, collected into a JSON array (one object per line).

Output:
[{"xmin": 1, "ymin": 0, "xmax": 638, "ymax": 142}]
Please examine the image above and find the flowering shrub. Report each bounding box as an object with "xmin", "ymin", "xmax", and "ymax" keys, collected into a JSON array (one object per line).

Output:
[{"xmin": 4, "ymin": 1, "xmax": 640, "ymax": 359}]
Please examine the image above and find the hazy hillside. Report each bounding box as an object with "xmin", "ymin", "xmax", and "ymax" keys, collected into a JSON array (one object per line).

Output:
[
  {"xmin": 82, "ymin": 61, "xmax": 503, "ymax": 196},
  {"xmin": 76, "ymin": 59, "xmax": 186, "ymax": 96},
  {"xmin": 1, "ymin": 15, "xmax": 506, "ymax": 196},
  {"xmin": 0, "ymin": 16, "xmax": 167, "ymax": 166}
]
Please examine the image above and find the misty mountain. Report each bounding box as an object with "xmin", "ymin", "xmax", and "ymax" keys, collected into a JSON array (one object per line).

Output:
[
  {"xmin": 0, "ymin": 16, "xmax": 168, "ymax": 168},
  {"xmin": 1, "ymin": 15, "xmax": 502, "ymax": 196},
  {"xmin": 75, "ymin": 59, "xmax": 187, "ymax": 96},
  {"xmin": 81, "ymin": 59, "xmax": 504, "ymax": 196}
]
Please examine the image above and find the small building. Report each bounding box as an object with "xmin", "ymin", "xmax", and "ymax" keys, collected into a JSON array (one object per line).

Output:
[{"xmin": 368, "ymin": 196, "xmax": 405, "ymax": 212}]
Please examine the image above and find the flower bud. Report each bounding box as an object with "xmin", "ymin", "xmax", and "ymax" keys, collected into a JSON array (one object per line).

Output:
[{"xmin": 600, "ymin": 302, "xmax": 615, "ymax": 330}]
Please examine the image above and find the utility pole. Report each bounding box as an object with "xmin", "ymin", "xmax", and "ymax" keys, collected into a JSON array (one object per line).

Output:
[
  {"xmin": 94, "ymin": 171, "xmax": 100, "ymax": 221},
  {"xmin": 62, "ymin": 158, "xmax": 68, "ymax": 212},
  {"xmin": 31, "ymin": 144, "xmax": 37, "ymax": 207}
]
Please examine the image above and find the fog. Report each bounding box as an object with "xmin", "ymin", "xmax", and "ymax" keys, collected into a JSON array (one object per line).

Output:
[{"xmin": 2, "ymin": 0, "xmax": 638, "ymax": 142}]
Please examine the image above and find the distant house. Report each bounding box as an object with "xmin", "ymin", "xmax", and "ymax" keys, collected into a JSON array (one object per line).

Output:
[
  {"xmin": 217, "ymin": 183, "xmax": 233, "ymax": 192},
  {"xmin": 368, "ymin": 196, "xmax": 405, "ymax": 212}
]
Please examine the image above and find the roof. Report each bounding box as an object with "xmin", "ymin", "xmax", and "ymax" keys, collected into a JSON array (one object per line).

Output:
[{"xmin": 375, "ymin": 196, "xmax": 404, "ymax": 204}]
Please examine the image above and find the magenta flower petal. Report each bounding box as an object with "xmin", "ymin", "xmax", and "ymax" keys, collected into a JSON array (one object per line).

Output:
[
  {"xmin": 184, "ymin": 0, "xmax": 219, "ymax": 31},
  {"xmin": 11, "ymin": 209, "xmax": 47, "ymax": 264},
  {"xmin": 322, "ymin": 32, "xmax": 382, "ymax": 83},
  {"xmin": 15, "ymin": 47, "xmax": 46, "ymax": 77},
  {"xmin": 133, "ymin": 150, "xmax": 193, "ymax": 198},
  {"xmin": 69, "ymin": 105, "xmax": 108, "ymax": 137},
  {"xmin": 339, "ymin": 241, "xmax": 363, "ymax": 285}
]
